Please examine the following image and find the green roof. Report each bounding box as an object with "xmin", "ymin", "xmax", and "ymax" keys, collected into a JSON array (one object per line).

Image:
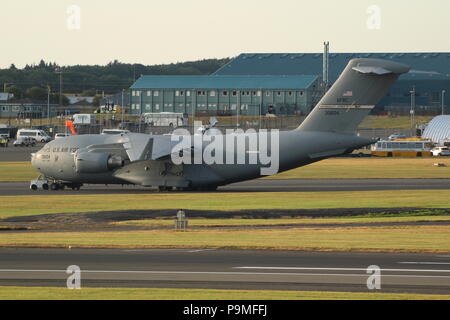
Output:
[
  {"xmin": 214, "ymin": 53, "xmax": 450, "ymax": 80},
  {"xmin": 131, "ymin": 75, "xmax": 318, "ymax": 90}
]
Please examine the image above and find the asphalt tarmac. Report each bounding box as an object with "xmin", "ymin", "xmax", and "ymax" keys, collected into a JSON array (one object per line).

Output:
[
  {"xmin": 1, "ymin": 248, "xmax": 450, "ymax": 294},
  {"xmin": 1, "ymin": 178, "xmax": 450, "ymax": 195},
  {"xmin": 0, "ymin": 144, "xmax": 41, "ymax": 162}
]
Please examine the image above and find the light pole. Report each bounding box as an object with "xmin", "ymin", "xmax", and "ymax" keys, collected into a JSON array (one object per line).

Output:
[
  {"xmin": 442, "ymin": 90, "xmax": 446, "ymax": 115},
  {"xmin": 410, "ymin": 86, "xmax": 416, "ymax": 136},
  {"xmin": 47, "ymin": 85, "xmax": 51, "ymax": 125},
  {"xmin": 121, "ymin": 89, "xmax": 125, "ymax": 124},
  {"xmin": 55, "ymin": 69, "xmax": 63, "ymax": 123}
]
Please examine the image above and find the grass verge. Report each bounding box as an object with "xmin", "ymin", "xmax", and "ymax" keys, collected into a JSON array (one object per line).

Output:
[
  {"xmin": 2, "ymin": 190, "xmax": 450, "ymax": 219},
  {"xmin": 1, "ymin": 286, "xmax": 449, "ymax": 300},
  {"xmin": 2, "ymin": 225, "xmax": 450, "ymax": 252},
  {"xmin": 114, "ymin": 215, "xmax": 450, "ymax": 228},
  {"xmin": 266, "ymin": 157, "xmax": 450, "ymax": 179}
]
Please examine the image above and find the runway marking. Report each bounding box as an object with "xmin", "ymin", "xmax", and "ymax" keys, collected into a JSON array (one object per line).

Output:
[
  {"xmin": 234, "ymin": 266, "xmax": 450, "ymax": 273},
  {"xmin": 399, "ymin": 262, "xmax": 450, "ymax": 265},
  {"xmin": 188, "ymin": 249, "xmax": 217, "ymax": 253},
  {"xmin": 0, "ymin": 269, "xmax": 450, "ymax": 280}
]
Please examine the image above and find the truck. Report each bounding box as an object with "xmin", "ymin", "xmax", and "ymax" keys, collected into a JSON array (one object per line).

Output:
[{"xmin": 73, "ymin": 114, "xmax": 96, "ymax": 125}]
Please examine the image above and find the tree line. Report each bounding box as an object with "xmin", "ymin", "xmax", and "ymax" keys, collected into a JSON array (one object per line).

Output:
[{"xmin": 1, "ymin": 58, "xmax": 230, "ymax": 105}]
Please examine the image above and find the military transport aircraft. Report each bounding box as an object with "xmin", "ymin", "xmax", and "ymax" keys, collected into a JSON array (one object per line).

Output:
[{"xmin": 31, "ymin": 58, "xmax": 409, "ymax": 191}]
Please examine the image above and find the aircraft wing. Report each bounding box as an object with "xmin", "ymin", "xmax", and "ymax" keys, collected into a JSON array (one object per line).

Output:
[{"xmin": 122, "ymin": 134, "xmax": 190, "ymax": 162}]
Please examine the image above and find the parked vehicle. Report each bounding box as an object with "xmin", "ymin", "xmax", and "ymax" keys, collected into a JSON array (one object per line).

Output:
[
  {"xmin": 73, "ymin": 114, "xmax": 96, "ymax": 125},
  {"xmin": 55, "ymin": 133, "xmax": 72, "ymax": 139},
  {"xmin": 16, "ymin": 129, "xmax": 51, "ymax": 143},
  {"xmin": 14, "ymin": 137, "xmax": 36, "ymax": 147},
  {"xmin": 431, "ymin": 146, "xmax": 450, "ymax": 157},
  {"xmin": 371, "ymin": 139, "xmax": 433, "ymax": 157},
  {"xmin": 143, "ymin": 112, "xmax": 185, "ymax": 127},
  {"xmin": 101, "ymin": 129, "xmax": 130, "ymax": 135}
]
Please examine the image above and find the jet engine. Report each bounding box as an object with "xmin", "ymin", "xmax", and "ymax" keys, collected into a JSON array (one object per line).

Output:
[{"xmin": 75, "ymin": 152, "xmax": 124, "ymax": 173}]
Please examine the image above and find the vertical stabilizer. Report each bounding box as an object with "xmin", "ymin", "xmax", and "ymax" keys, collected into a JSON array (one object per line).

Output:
[{"xmin": 298, "ymin": 58, "xmax": 410, "ymax": 134}]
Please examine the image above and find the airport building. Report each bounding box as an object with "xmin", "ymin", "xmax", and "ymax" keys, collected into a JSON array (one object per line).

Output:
[
  {"xmin": 214, "ymin": 52, "xmax": 450, "ymax": 114},
  {"xmin": 422, "ymin": 115, "xmax": 450, "ymax": 144},
  {"xmin": 129, "ymin": 75, "xmax": 322, "ymax": 116},
  {"xmin": 0, "ymin": 102, "xmax": 58, "ymax": 120}
]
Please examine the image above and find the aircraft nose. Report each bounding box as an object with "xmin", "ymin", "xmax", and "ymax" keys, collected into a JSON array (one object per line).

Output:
[{"xmin": 31, "ymin": 151, "xmax": 45, "ymax": 171}]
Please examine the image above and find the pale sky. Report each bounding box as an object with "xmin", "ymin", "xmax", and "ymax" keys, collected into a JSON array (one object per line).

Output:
[{"xmin": 0, "ymin": 0, "xmax": 449, "ymax": 68}]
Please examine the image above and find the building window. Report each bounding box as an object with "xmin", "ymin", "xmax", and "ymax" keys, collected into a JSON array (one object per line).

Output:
[
  {"xmin": 180, "ymin": 91, "xmax": 184, "ymax": 96},
  {"xmin": 266, "ymin": 92, "xmax": 271, "ymax": 96},
  {"xmin": 146, "ymin": 104, "xmax": 151, "ymax": 110},
  {"xmin": 154, "ymin": 91, "xmax": 159, "ymax": 97},
  {"xmin": 0, "ymin": 106, "xmax": 9, "ymax": 111},
  {"xmin": 187, "ymin": 91, "xmax": 191, "ymax": 97},
  {"xmin": 277, "ymin": 92, "xmax": 282, "ymax": 96},
  {"xmin": 197, "ymin": 91, "xmax": 206, "ymax": 96},
  {"xmin": 210, "ymin": 91, "xmax": 216, "ymax": 97},
  {"xmin": 175, "ymin": 90, "xmax": 180, "ymax": 97},
  {"xmin": 288, "ymin": 91, "xmax": 292, "ymax": 96},
  {"xmin": 136, "ymin": 104, "xmax": 140, "ymax": 110},
  {"xmin": 147, "ymin": 91, "xmax": 151, "ymax": 96},
  {"xmin": 299, "ymin": 91, "xmax": 304, "ymax": 96},
  {"xmin": 257, "ymin": 91, "xmax": 261, "ymax": 97},
  {"xmin": 155, "ymin": 104, "xmax": 160, "ymax": 110},
  {"xmin": 222, "ymin": 91, "xmax": 228, "ymax": 96},
  {"xmin": 132, "ymin": 104, "xmax": 135, "ymax": 110},
  {"xmin": 136, "ymin": 91, "xmax": 140, "ymax": 96},
  {"xmin": 232, "ymin": 91, "xmax": 237, "ymax": 96},
  {"xmin": 132, "ymin": 91, "xmax": 135, "ymax": 96},
  {"xmin": 12, "ymin": 106, "xmax": 20, "ymax": 112}
]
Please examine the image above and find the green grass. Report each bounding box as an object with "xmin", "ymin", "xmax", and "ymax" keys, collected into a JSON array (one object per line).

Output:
[
  {"xmin": 2, "ymin": 190, "xmax": 450, "ymax": 219},
  {"xmin": 0, "ymin": 162, "xmax": 38, "ymax": 182},
  {"xmin": 359, "ymin": 116, "xmax": 433, "ymax": 129},
  {"xmin": 267, "ymin": 157, "xmax": 450, "ymax": 179},
  {"xmin": 1, "ymin": 286, "xmax": 449, "ymax": 300},
  {"xmin": 2, "ymin": 157, "xmax": 450, "ymax": 182},
  {"xmin": 2, "ymin": 225, "xmax": 450, "ymax": 252}
]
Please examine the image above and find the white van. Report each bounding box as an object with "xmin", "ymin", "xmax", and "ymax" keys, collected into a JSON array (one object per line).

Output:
[{"xmin": 16, "ymin": 129, "xmax": 52, "ymax": 143}]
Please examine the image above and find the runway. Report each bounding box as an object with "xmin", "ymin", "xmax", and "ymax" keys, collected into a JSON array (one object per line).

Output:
[
  {"xmin": 1, "ymin": 248, "xmax": 450, "ymax": 294},
  {"xmin": 1, "ymin": 178, "xmax": 450, "ymax": 195}
]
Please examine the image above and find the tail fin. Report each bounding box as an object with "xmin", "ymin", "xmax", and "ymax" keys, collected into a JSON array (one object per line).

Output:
[{"xmin": 297, "ymin": 58, "xmax": 410, "ymax": 134}]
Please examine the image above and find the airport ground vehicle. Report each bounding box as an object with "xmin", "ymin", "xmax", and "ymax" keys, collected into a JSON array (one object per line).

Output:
[
  {"xmin": 30, "ymin": 178, "xmax": 49, "ymax": 190},
  {"xmin": 143, "ymin": 112, "xmax": 185, "ymax": 127},
  {"xmin": 14, "ymin": 137, "xmax": 36, "ymax": 147},
  {"xmin": 73, "ymin": 114, "xmax": 96, "ymax": 125},
  {"xmin": 371, "ymin": 139, "xmax": 433, "ymax": 157},
  {"xmin": 17, "ymin": 129, "xmax": 51, "ymax": 143},
  {"xmin": 431, "ymin": 146, "xmax": 450, "ymax": 156}
]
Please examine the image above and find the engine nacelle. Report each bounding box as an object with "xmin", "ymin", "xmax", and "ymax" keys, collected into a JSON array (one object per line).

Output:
[{"xmin": 75, "ymin": 152, "xmax": 124, "ymax": 173}]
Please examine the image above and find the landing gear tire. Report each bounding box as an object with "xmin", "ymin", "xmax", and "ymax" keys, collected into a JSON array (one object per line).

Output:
[
  {"xmin": 50, "ymin": 183, "xmax": 59, "ymax": 191},
  {"xmin": 72, "ymin": 186, "xmax": 80, "ymax": 191},
  {"xmin": 31, "ymin": 184, "xmax": 37, "ymax": 191},
  {"xmin": 42, "ymin": 184, "xmax": 49, "ymax": 190}
]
